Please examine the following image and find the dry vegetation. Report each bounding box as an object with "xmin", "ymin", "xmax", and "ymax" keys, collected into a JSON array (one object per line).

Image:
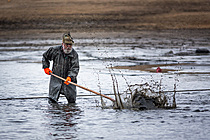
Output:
[{"xmin": 0, "ymin": 0, "xmax": 210, "ymax": 39}]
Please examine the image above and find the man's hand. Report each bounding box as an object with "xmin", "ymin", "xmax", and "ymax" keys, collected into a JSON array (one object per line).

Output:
[
  {"xmin": 64, "ymin": 76, "xmax": 71, "ymax": 85},
  {"xmin": 44, "ymin": 68, "xmax": 52, "ymax": 75}
]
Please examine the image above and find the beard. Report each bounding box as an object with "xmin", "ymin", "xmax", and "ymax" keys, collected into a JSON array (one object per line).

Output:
[{"xmin": 62, "ymin": 45, "xmax": 72, "ymax": 54}]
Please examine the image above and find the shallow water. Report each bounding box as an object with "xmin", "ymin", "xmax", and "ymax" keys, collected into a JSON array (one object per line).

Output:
[{"xmin": 0, "ymin": 36, "xmax": 210, "ymax": 139}]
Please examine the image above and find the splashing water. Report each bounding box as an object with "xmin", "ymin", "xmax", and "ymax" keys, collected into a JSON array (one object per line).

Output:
[{"xmin": 111, "ymin": 79, "xmax": 176, "ymax": 110}]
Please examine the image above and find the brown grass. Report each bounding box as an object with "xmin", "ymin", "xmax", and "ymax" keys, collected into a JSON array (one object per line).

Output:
[{"xmin": 0, "ymin": 0, "xmax": 210, "ymax": 39}]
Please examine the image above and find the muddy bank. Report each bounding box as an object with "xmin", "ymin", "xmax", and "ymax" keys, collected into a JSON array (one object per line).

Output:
[
  {"xmin": 112, "ymin": 63, "xmax": 210, "ymax": 74},
  {"xmin": 0, "ymin": 0, "xmax": 210, "ymax": 39}
]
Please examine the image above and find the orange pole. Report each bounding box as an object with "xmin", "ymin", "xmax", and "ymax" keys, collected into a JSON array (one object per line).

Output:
[{"xmin": 50, "ymin": 73, "xmax": 115, "ymax": 102}]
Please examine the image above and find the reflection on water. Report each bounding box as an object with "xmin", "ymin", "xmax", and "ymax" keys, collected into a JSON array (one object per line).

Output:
[{"xmin": 45, "ymin": 103, "xmax": 82, "ymax": 139}]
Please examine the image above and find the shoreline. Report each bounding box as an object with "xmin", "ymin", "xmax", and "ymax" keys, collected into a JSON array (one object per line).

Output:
[{"xmin": 1, "ymin": 29, "xmax": 210, "ymax": 40}]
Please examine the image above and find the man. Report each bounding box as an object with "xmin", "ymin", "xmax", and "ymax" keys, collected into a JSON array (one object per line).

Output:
[{"xmin": 42, "ymin": 32, "xmax": 79, "ymax": 104}]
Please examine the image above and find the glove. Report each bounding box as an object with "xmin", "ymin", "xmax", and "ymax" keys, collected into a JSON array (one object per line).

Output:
[
  {"xmin": 44, "ymin": 68, "xmax": 52, "ymax": 75},
  {"xmin": 64, "ymin": 76, "xmax": 71, "ymax": 85}
]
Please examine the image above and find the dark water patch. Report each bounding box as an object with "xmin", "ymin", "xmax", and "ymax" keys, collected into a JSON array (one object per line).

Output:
[
  {"xmin": 193, "ymin": 109, "xmax": 209, "ymax": 112},
  {"xmin": 7, "ymin": 119, "xmax": 28, "ymax": 124},
  {"xmin": 0, "ymin": 48, "xmax": 46, "ymax": 52},
  {"xmin": 17, "ymin": 61, "xmax": 42, "ymax": 63},
  {"xmin": 0, "ymin": 43, "xmax": 58, "ymax": 47},
  {"xmin": 182, "ymin": 106, "xmax": 191, "ymax": 111},
  {"xmin": 196, "ymin": 48, "xmax": 209, "ymax": 54},
  {"xmin": 131, "ymin": 120, "xmax": 140, "ymax": 123}
]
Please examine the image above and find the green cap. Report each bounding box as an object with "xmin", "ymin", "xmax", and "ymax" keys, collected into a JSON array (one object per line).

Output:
[{"xmin": 62, "ymin": 32, "xmax": 74, "ymax": 44}]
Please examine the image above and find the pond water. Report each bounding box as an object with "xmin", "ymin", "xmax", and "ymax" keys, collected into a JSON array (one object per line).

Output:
[{"xmin": 0, "ymin": 36, "xmax": 210, "ymax": 139}]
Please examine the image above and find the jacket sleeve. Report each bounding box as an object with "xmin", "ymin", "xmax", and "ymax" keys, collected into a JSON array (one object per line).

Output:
[
  {"xmin": 42, "ymin": 47, "xmax": 54, "ymax": 69},
  {"xmin": 68, "ymin": 52, "xmax": 79, "ymax": 80}
]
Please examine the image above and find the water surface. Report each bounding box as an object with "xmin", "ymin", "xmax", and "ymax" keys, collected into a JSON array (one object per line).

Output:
[{"xmin": 0, "ymin": 37, "xmax": 210, "ymax": 139}]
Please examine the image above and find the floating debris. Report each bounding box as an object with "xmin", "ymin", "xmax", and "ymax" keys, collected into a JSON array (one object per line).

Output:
[
  {"xmin": 156, "ymin": 67, "xmax": 162, "ymax": 73},
  {"xmin": 195, "ymin": 48, "xmax": 209, "ymax": 54}
]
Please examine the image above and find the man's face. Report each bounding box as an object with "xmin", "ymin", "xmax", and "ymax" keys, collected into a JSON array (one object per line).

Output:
[{"xmin": 62, "ymin": 43, "xmax": 72, "ymax": 54}]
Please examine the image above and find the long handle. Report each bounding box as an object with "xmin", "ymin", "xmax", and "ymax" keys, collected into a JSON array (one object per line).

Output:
[{"xmin": 50, "ymin": 72, "xmax": 115, "ymax": 102}]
